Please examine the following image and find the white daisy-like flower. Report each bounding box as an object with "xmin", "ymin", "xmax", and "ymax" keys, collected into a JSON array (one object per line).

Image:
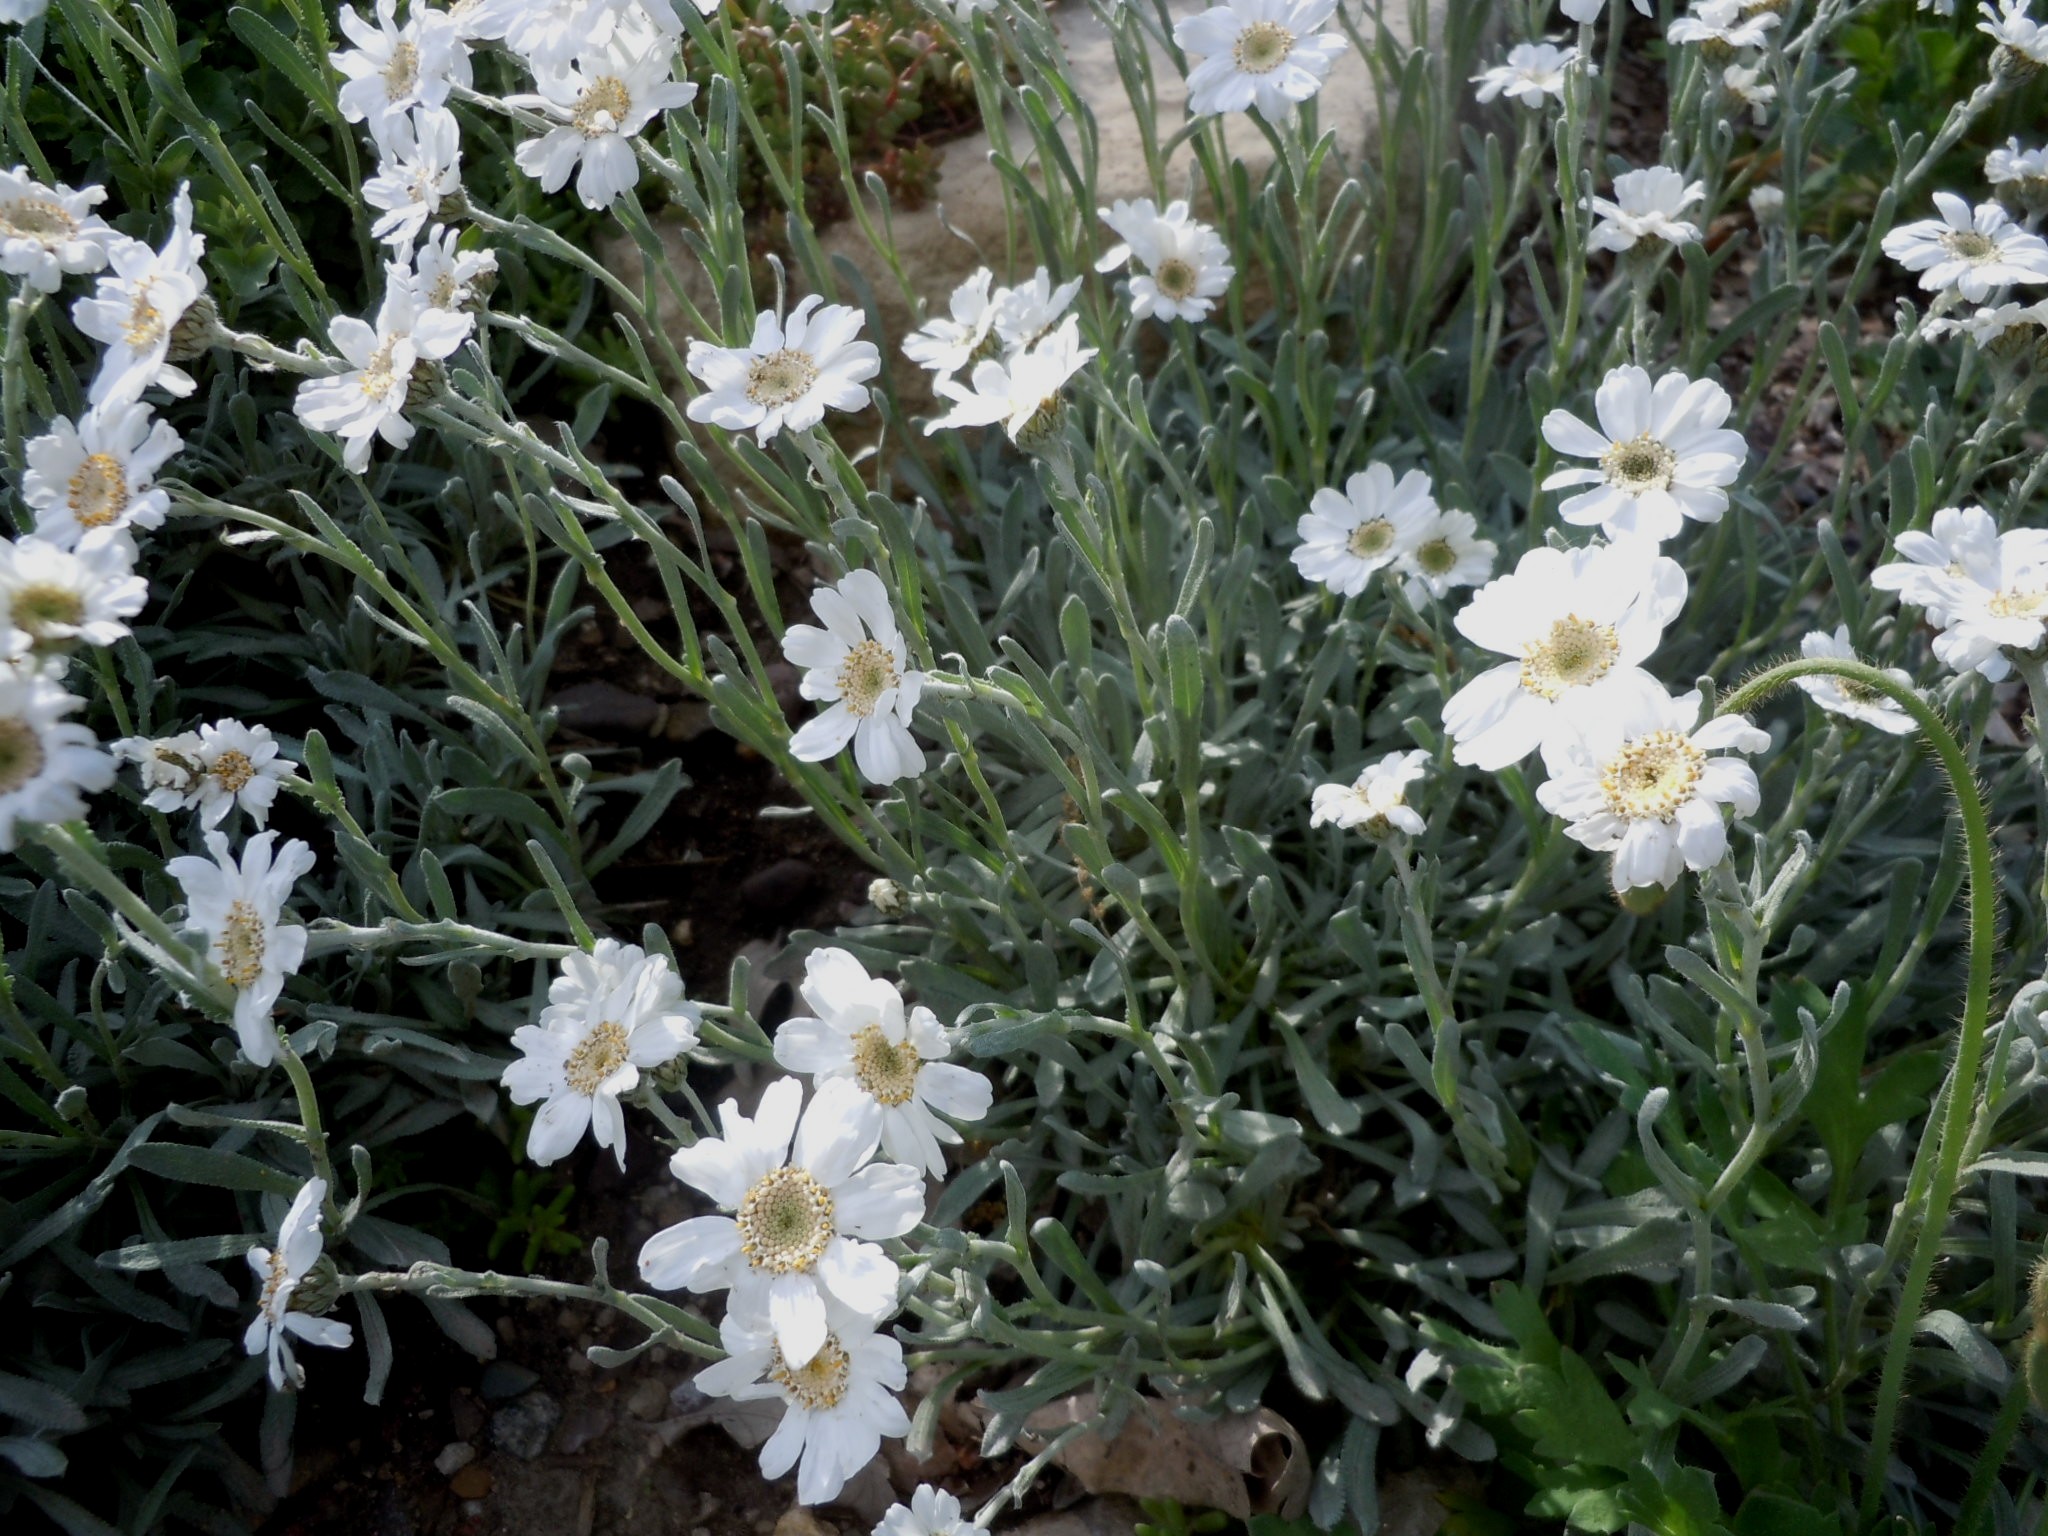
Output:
[
  {"xmin": 1668, "ymin": 0, "xmax": 1778, "ymax": 52},
  {"xmin": 1536, "ymin": 674, "xmax": 1770, "ymax": 893},
  {"xmin": 71, "ymin": 184, "xmax": 207, "ymax": 407},
  {"xmin": 0, "ymin": 167, "xmax": 117, "ymax": 293},
  {"xmin": 1396, "ymin": 507, "xmax": 1497, "ymax": 605},
  {"xmin": 1980, "ymin": 0, "xmax": 2048, "ymax": 67},
  {"xmin": 772, "ymin": 948, "xmax": 993, "ymax": 1181},
  {"xmin": 1541, "ymin": 364, "xmax": 1748, "ymax": 543},
  {"xmin": 0, "ymin": 1, "xmax": 50, "ymax": 23},
  {"xmin": 1095, "ymin": 199, "xmax": 1235, "ymax": 323},
  {"xmin": 500, "ymin": 0, "xmax": 685, "ymax": 73},
  {"xmin": 1749, "ymin": 185, "xmax": 1785, "ymax": 223},
  {"xmin": 1290, "ymin": 462, "xmax": 1439, "ymax": 596},
  {"xmin": 113, "ymin": 730, "xmax": 207, "ymax": 816},
  {"xmin": 21, "ymin": 400, "xmax": 181, "ymax": 549},
  {"xmin": 1560, "ymin": 0, "xmax": 1653, "ymax": 18},
  {"xmin": 1899, "ymin": 522, "xmax": 2048, "ymax": 680},
  {"xmin": 1585, "ymin": 166, "xmax": 1707, "ymax": 255},
  {"xmin": 1919, "ymin": 298, "xmax": 2048, "ymax": 352},
  {"xmin": 0, "ymin": 670, "xmax": 114, "ymax": 851},
  {"xmin": 1987, "ymin": 137, "xmax": 2048, "ymax": 206},
  {"xmin": 1721, "ymin": 61, "xmax": 1776, "ymax": 122},
  {"xmin": 1793, "ymin": 627, "xmax": 1917, "ymax": 735},
  {"xmin": 0, "ymin": 531, "xmax": 148, "ymax": 653},
  {"xmin": 637, "ymin": 1076, "xmax": 925, "ymax": 1367},
  {"xmin": 685, "ymin": 295, "xmax": 880, "ymax": 446},
  {"xmin": 1309, "ymin": 748, "xmax": 1430, "ymax": 836},
  {"xmin": 445, "ymin": 0, "xmax": 519, "ymax": 40},
  {"xmin": 1881, "ymin": 193, "xmax": 2048, "ymax": 302},
  {"xmin": 902, "ymin": 269, "xmax": 999, "ymax": 382},
  {"xmin": 693, "ymin": 1302, "xmax": 911, "ymax": 1507},
  {"xmin": 412, "ymin": 224, "xmax": 497, "ymax": 321},
  {"xmin": 1173, "ymin": 0, "xmax": 1350, "ymax": 119},
  {"xmin": 509, "ymin": 38, "xmax": 698, "ymax": 211},
  {"xmin": 990, "ymin": 268, "xmax": 1083, "ymax": 351},
  {"xmin": 167, "ymin": 830, "xmax": 319, "ymax": 1067},
  {"xmin": 193, "ymin": 719, "xmax": 295, "ymax": 830},
  {"xmin": 332, "ymin": 0, "xmax": 473, "ymax": 153},
  {"xmin": 876, "ymin": 1486, "xmax": 970, "ymax": 1536},
  {"xmin": 1869, "ymin": 505, "xmax": 2013, "ymax": 627},
  {"xmin": 782, "ymin": 569, "xmax": 926, "ymax": 785},
  {"xmin": 1440, "ymin": 541, "xmax": 1688, "ymax": 771},
  {"xmin": 926, "ymin": 315, "xmax": 1097, "ymax": 448},
  {"xmin": 1471, "ymin": 42, "xmax": 1582, "ymax": 107},
  {"xmin": 243, "ymin": 1178, "xmax": 353, "ymax": 1392},
  {"xmin": 363, "ymin": 107, "xmax": 463, "ymax": 251},
  {"xmin": 503, "ymin": 939, "xmax": 700, "ymax": 1169},
  {"xmin": 294, "ymin": 262, "xmax": 473, "ymax": 473}
]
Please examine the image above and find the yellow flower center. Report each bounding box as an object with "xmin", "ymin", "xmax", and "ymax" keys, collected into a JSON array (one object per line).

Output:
[
  {"xmin": 562, "ymin": 1018, "xmax": 632, "ymax": 1094},
  {"xmin": 1601, "ymin": 432, "xmax": 1678, "ymax": 494},
  {"xmin": 1940, "ymin": 230, "xmax": 1998, "ymax": 262},
  {"xmin": 259, "ymin": 1249, "xmax": 292, "ymax": 1316},
  {"xmin": 1519, "ymin": 614, "xmax": 1620, "ymax": 699},
  {"xmin": 10, "ymin": 583, "xmax": 84, "ymax": 639},
  {"xmin": 1153, "ymin": 256, "xmax": 1199, "ymax": 299},
  {"xmin": 124, "ymin": 283, "xmax": 166, "ymax": 351},
  {"xmin": 210, "ymin": 749, "xmax": 256, "ymax": 794},
  {"xmin": 0, "ymin": 197, "xmax": 77, "ymax": 243},
  {"xmin": 746, "ymin": 348, "xmax": 819, "ymax": 407},
  {"xmin": 218, "ymin": 899, "xmax": 268, "ymax": 989},
  {"xmin": 1233, "ymin": 20, "xmax": 1296, "ymax": 73},
  {"xmin": 0, "ymin": 717, "xmax": 46, "ymax": 794},
  {"xmin": 572, "ymin": 75, "xmax": 633, "ymax": 138},
  {"xmin": 836, "ymin": 638, "xmax": 899, "ymax": 719},
  {"xmin": 1414, "ymin": 537, "xmax": 1460, "ymax": 575},
  {"xmin": 850, "ymin": 1023, "xmax": 920, "ymax": 1107},
  {"xmin": 767, "ymin": 1333, "xmax": 851, "ymax": 1410},
  {"xmin": 1987, "ymin": 585, "xmax": 2048, "ymax": 619},
  {"xmin": 383, "ymin": 40, "xmax": 420, "ymax": 98},
  {"xmin": 68, "ymin": 453, "xmax": 130, "ymax": 528},
  {"xmin": 1600, "ymin": 730, "xmax": 1705, "ymax": 821},
  {"xmin": 735, "ymin": 1166, "xmax": 835, "ymax": 1275},
  {"xmin": 360, "ymin": 338, "xmax": 406, "ymax": 404},
  {"xmin": 1345, "ymin": 517, "xmax": 1396, "ymax": 560}
]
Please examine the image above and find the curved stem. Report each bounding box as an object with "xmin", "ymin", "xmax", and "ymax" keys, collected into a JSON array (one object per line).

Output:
[{"xmin": 1717, "ymin": 657, "xmax": 1999, "ymax": 1524}]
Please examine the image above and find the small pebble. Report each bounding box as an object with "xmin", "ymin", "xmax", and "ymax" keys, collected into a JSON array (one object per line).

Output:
[
  {"xmin": 479, "ymin": 1362, "xmax": 541, "ymax": 1402},
  {"xmin": 625, "ymin": 1377, "xmax": 669, "ymax": 1422},
  {"xmin": 450, "ymin": 1464, "xmax": 494, "ymax": 1500},
  {"xmin": 490, "ymin": 1391, "xmax": 563, "ymax": 1461},
  {"xmin": 434, "ymin": 1442, "xmax": 476, "ymax": 1478}
]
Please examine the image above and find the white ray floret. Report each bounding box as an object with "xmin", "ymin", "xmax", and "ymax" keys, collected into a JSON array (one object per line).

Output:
[
  {"xmin": 0, "ymin": 166, "xmax": 118, "ymax": 292},
  {"xmin": 1793, "ymin": 628, "xmax": 1917, "ymax": 735},
  {"xmin": 509, "ymin": 36, "xmax": 698, "ymax": 210},
  {"xmin": 686, "ymin": 295, "xmax": 880, "ymax": 446},
  {"xmin": 363, "ymin": 107, "xmax": 464, "ymax": 252},
  {"xmin": 0, "ymin": 531, "xmax": 148, "ymax": 653},
  {"xmin": 244, "ymin": 1178, "xmax": 353, "ymax": 1392},
  {"xmin": 1869, "ymin": 504, "xmax": 2022, "ymax": 626},
  {"xmin": 1541, "ymin": 364, "xmax": 1747, "ymax": 543},
  {"xmin": 876, "ymin": 1486, "xmax": 970, "ymax": 1536},
  {"xmin": 22, "ymin": 400, "xmax": 181, "ymax": 549},
  {"xmin": 294, "ymin": 262, "xmax": 474, "ymax": 473},
  {"xmin": 1291, "ymin": 463, "xmax": 1439, "ymax": 596},
  {"xmin": 1310, "ymin": 748, "xmax": 1431, "ymax": 837},
  {"xmin": 72, "ymin": 184, "xmax": 208, "ymax": 407},
  {"xmin": 1886, "ymin": 517, "xmax": 2048, "ymax": 680},
  {"xmin": 1881, "ymin": 193, "xmax": 2048, "ymax": 302},
  {"xmin": 1095, "ymin": 199, "xmax": 1235, "ymax": 322},
  {"xmin": 1585, "ymin": 166, "xmax": 1706, "ymax": 255},
  {"xmin": 332, "ymin": 0, "xmax": 473, "ymax": 153},
  {"xmin": 1471, "ymin": 42, "xmax": 1583, "ymax": 107},
  {"xmin": 1397, "ymin": 507, "xmax": 1498, "ymax": 605},
  {"xmin": 782, "ymin": 569, "xmax": 927, "ymax": 785},
  {"xmin": 167, "ymin": 830, "xmax": 319, "ymax": 1067},
  {"xmin": 193, "ymin": 719, "xmax": 296, "ymax": 830},
  {"xmin": 902, "ymin": 269, "xmax": 999, "ymax": 381},
  {"xmin": 0, "ymin": 670, "xmax": 114, "ymax": 852},
  {"xmin": 1174, "ymin": 0, "xmax": 1350, "ymax": 119},
  {"xmin": 926, "ymin": 315, "xmax": 1096, "ymax": 447}
]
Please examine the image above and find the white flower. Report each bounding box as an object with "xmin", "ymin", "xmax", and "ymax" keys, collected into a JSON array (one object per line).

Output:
[
  {"xmin": 1869, "ymin": 504, "xmax": 2011, "ymax": 626},
  {"xmin": 509, "ymin": 39, "xmax": 698, "ymax": 210},
  {"xmin": 1721, "ymin": 61, "xmax": 1776, "ymax": 122},
  {"xmin": 903, "ymin": 269, "xmax": 999, "ymax": 381},
  {"xmin": 332, "ymin": 0, "xmax": 473, "ymax": 152},
  {"xmin": 193, "ymin": 719, "xmax": 295, "ymax": 830},
  {"xmin": 1541, "ymin": 364, "xmax": 1748, "ymax": 543},
  {"xmin": 1560, "ymin": 0, "xmax": 1653, "ymax": 18},
  {"xmin": 1920, "ymin": 0, "xmax": 1955, "ymax": 12},
  {"xmin": 1749, "ymin": 185, "xmax": 1785, "ymax": 222},
  {"xmin": 1793, "ymin": 627, "xmax": 1917, "ymax": 735},
  {"xmin": 243, "ymin": 1178, "xmax": 353, "ymax": 1392},
  {"xmin": 637, "ymin": 1076, "xmax": 925, "ymax": 1367},
  {"xmin": 1892, "ymin": 519, "xmax": 2048, "ymax": 680},
  {"xmin": 1585, "ymin": 166, "xmax": 1706, "ymax": 255},
  {"xmin": 1290, "ymin": 462, "xmax": 1438, "ymax": 596},
  {"xmin": 1668, "ymin": 0, "xmax": 1778, "ymax": 51},
  {"xmin": 1095, "ymin": 199, "xmax": 1235, "ymax": 323},
  {"xmin": 772, "ymin": 948, "xmax": 993, "ymax": 1180},
  {"xmin": 0, "ymin": 167, "xmax": 117, "ymax": 292},
  {"xmin": 990, "ymin": 268, "xmax": 1082, "ymax": 350},
  {"xmin": 692, "ymin": 1302, "xmax": 911, "ymax": 1506},
  {"xmin": 876, "ymin": 1486, "xmax": 970, "ymax": 1536},
  {"xmin": 0, "ymin": 531, "xmax": 148, "ymax": 652},
  {"xmin": 1987, "ymin": 137, "xmax": 2048, "ymax": 199},
  {"xmin": 1309, "ymin": 748, "xmax": 1430, "ymax": 836},
  {"xmin": 294, "ymin": 263, "xmax": 473, "ymax": 473},
  {"xmin": 503, "ymin": 939, "xmax": 700, "ymax": 1168},
  {"xmin": 1397, "ymin": 507, "xmax": 1497, "ymax": 605},
  {"xmin": 1881, "ymin": 193, "xmax": 2048, "ymax": 302},
  {"xmin": 167, "ymin": 830, "xmax": 318, "ymax": 1066},
  {"xmin": 114, "ymin": 730, "xmax": 207, "ymax": 815},
  {"xmin": 0, "ymin": 0, "xmax": 50, "ymax": 22},
  {"xmin": 22, "ymin": 400, "xmax": 181, "ymax": 549},
  {"xmin": 782, "ymin": 569, "xmax": 926, "ymax": 785},
  {"xmin": 1471, "ymin": 42, "xmax": 1582, "ymax": 107},
  {"xmin": 72, "ymin": 184, "xmax": 207, "ymax": 407},
  {"xmin": 686, "ymin": 295, "xmax": 880, "ymax": 446},
  {"xmin": 412, "ymin": 224, "xmax": 497, "ymax": 321},
  {"xmin": 0, "ymin": 671, "xmax": 114, "ymax": 851},
  {"xmin": 1920, "ymin": 298, "xmax": 2048, "ymax": 349},
  {"xmin": 363, "ymin": 107, "xmax": 463, "ymax": 251},
  {"xmin": 1980, "ymin": 0, "xmax": 2048, "ymax": 66},
  {"xmin": 926, "ymin": 315, "xmax": 1096, "ymax": 446},
  {"xmin": 1536, "ymin": 674, "xmax": 1769, "ymax": 893},
  {"xmin": 500, "ymin": 0, "xmax": 684, "ymax": 73},
  {"xmin": 1440, "ymin": 541, "xmax": 1688, "ymax": 771},
  {"xmin": 1174, "ymin": 0, "xmax": 1350, "ymax": 118}
]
